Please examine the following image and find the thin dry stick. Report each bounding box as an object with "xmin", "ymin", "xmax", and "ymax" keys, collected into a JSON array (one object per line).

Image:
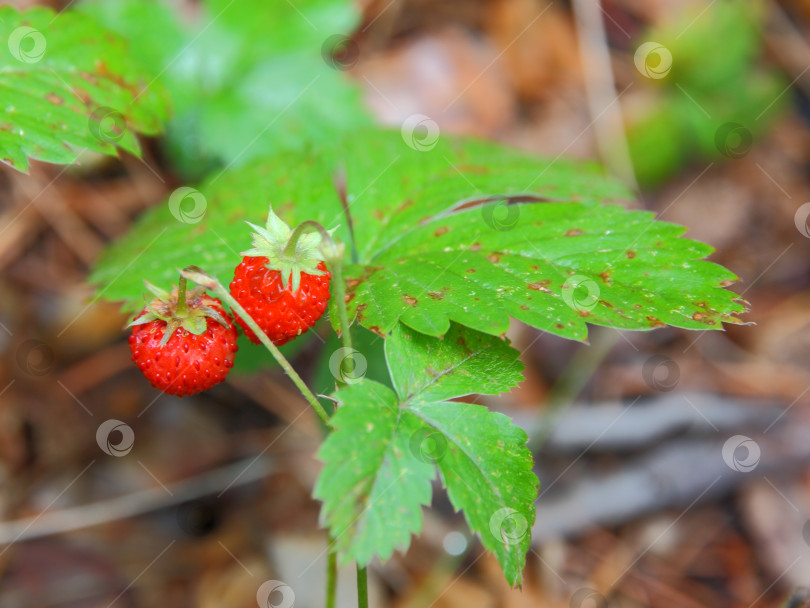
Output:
[{"xmin": 572, "ymin": 0, "xmax": 639, "ymax": 190}]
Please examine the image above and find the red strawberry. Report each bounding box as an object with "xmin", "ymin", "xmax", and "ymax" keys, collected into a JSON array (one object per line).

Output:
[
  {"xmin": 128, "ymin": 279, "xmax": 238, "ymax": 397},
  {"xmin": 231, "ymin": 257, "xmax": 330, "ymax": 345},
  {"xmin": 229, "ymin": 207, "xmax": 332, "ymax": 346}
]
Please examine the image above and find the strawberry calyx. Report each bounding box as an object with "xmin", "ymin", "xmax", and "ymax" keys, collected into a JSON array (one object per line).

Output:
[
  {"xmin": 128, "ymin": 277, "xmax": 230, "ymax": 347},
  {"xmin": 241, "ymin": 206, "xmax": 337, "ymax": 293}
]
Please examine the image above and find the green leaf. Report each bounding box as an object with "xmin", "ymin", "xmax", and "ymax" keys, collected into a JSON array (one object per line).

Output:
[
  {"xmin": 91, "ymin": 130, "xmax": 747, "ymax": 342},
  {"xmin": 81, "ymin": 0, "xmax": 370, "ymax": 176},
  {"xmin": 385, "ymin": 322, "xmax": 524, "ymax": 403},
  {"xmin": 409, "ymin": 400, "xmax": 536, "ymax": 587},
  {"xmin": 313, "ymin": 380, "xmax": 436, "ymax": 564},
  {"xmin": 0, "ymin": 5, "xmax": 169, "ymax": 172},
  {"xmin": 315, "ymin": 324, "xmax": 536, "ymax": 585}
]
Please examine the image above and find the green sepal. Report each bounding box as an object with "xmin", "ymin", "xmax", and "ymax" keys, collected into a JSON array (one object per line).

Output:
[{"xmin": 240, "ymin": 207, "xmax": 330, "ymax": 293}]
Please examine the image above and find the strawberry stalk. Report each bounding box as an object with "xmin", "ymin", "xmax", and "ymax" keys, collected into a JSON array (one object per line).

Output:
[
  {"xmin": 282, "ymin": 219, "xmax": 354, "ymax": 355},
  {"xmin": 180, "ymin": 265, "xmax": 331, "ymax": 425}
]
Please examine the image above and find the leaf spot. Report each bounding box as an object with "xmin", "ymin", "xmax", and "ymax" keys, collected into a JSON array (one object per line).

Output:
[{"xmin": 403, "ymin": 295, "xmax": 418, "ymax": 307}]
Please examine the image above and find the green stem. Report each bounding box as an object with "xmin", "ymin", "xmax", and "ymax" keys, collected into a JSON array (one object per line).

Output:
[
  {"xmin": 282, "ymin": 220, "xmax": 335, "ymax": 259},
  {"xmin": 326, "ymin": 550, "xmax": 337, "ymax": 608},
  {"xmin": 356, "ymin": 566, "xmax": 368, "ymax": 608},
  {"xmin": 175, "ymin": 277, "xmax": 188, "ymax": 317},
  {"xmin": 179, "ymin": 266, "xmax": 330, "ymax": 425},
  {"xmin": 329, "ymin": 258, "xmax": 353, "ymax": 354}
]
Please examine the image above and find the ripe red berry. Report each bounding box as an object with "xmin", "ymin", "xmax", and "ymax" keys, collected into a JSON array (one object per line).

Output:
[
  {"xmin": 128, "ymin": 280, "xmax": 238, "ymax": 397},
  {"xmin": 230, "ymin": 257, "xmax": 331, "ymax": 345},
  {"xmin": 229, "ymin": 207, "xmax": 333, "ymax": 346}
]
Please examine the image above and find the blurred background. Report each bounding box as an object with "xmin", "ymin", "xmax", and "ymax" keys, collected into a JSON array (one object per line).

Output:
[{"xmin": 1, "ymin": 0, "xmax": 810, "ymax": 606}]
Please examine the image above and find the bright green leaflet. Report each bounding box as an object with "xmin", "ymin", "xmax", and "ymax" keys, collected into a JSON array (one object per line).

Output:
[
  {"xmin": 314, "ymin": 323, "xmax": 536, "ymax": 586},
  {"xmin": 80, "ymin": 0, "xmax": 369, "ymax": 175},
  {"xmin": 91, "ymin": 130, "xmax": 747, "ymax": 343},
  {"xmin": 0, "ymin": 6, "xmax": 168, "ymax": 172}
]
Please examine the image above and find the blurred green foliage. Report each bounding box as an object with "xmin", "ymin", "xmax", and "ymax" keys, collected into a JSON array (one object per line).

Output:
[
  {"xmin": 79, "ymin": 0, "xmax": 370, "ymax": 179},
  {"xmin": 626, "ymin": 0, "xmax": 786, "ymax": 186}
]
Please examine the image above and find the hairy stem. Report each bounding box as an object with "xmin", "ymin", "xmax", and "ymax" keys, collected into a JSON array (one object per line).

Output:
[{"xmin": 179, "ymin": 266, "xmax": 330, "ymax": 425}]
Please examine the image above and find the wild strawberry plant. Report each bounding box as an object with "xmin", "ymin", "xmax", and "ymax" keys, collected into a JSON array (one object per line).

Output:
[{"xmin": 2, "ymin": 2, "xmax": 750, "ymax": 606}]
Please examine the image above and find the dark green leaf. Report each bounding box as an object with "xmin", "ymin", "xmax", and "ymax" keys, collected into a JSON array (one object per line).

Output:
[
  {"xmin": 0, "ymin": 5, "xmax": 169, "ymax": 172},
  {"xmin": 385, "ymin": 322, "xmax": 524, "ymax": 403},
  {"xmin": 313, "ymin": 380, "xmax": 435, "ymax": 564}
]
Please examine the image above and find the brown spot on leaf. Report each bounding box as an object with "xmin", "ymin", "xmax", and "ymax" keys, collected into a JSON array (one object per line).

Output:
[
  {"xmin": 555, "ymin": 323, "xmax": 564, "ymax": 329},
  {"xmin": 646, "ymin": 316, "xmax": 666, "ymax": 328},
  {"xmin": 626, "ymin": 250, "xmax": 636, "ymax": 259},
  {"xmin": 434, "ymin": 226, "xmax": 449, "ymax": 237},
  {"xmin": 355, "ymin": 304, "xmax": 368, "ymax": 323},
  {"xmin": 520, "ymin": 305, "xmax": 530, "ymax": 310},
  {"xmin": 469, "ymin": 242, "xmax": 482, "ymax": 252},
  {"xmin": 578, "ymin": 310, "xmax": 591, "ymax": 318},
  {"xmin": 427, "ymin": 291, "xmax": 444, "ymax": 301},
  {"xmin": 527, "ymin": 280, "xmax": 551, "ymax": 293},
  {"xmin": 599, "ymin": 270, "xmax": 613, "ymax": 286},
  {"xmin": 346, "ymin": 278, "xmax": 362, "ymax": 290},
  {"xmin": 403, "ymin": 295, "xmax": 418, "ymax": 307},
  {"xmin": 368, "ymin": 325, "xmax": 384, "ymax": 337},
  {"xmin": 487, "ymin": 253, "xmax": 501, "ymax": 264},
  {"xmin": 599, "ymin": 299, "xmax": 613, "ymax": 308},
  {"xmin": 692, "ymin": 311, "xmax": 708, "ymax": 321},
  {"xmin": 565, "ymin": 228, "xmax": 584, "ymax": 237},
  {"xmin": 530, "ymin": 265, "xmax": 539, "ymax": 271},
  {"xmin": 397, "ymin": 199, "xmax": 414, "ymax": 213},
  {"xmin": 719, "ymin": 279, "xmax": 735, "ymax": 287},
  {"xmin": 465, "ymin": 268, "xmax": 476, "ymax": 274},
  {"xmin": 45, "ymin": 92, "xmax": 63, "ymax": 105}
]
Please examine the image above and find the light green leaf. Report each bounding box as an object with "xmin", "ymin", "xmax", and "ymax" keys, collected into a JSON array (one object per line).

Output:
[
  {"xmin": 0, "ymin": 5, "xmax": 169, "ymax": 172},
  {"xmin": 385, "ymin": 322, "xmax": 524, "ymax": 403},
  {"xmin": 82, "ymin": 0, "xmax": 369, "ymax": 175}
]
